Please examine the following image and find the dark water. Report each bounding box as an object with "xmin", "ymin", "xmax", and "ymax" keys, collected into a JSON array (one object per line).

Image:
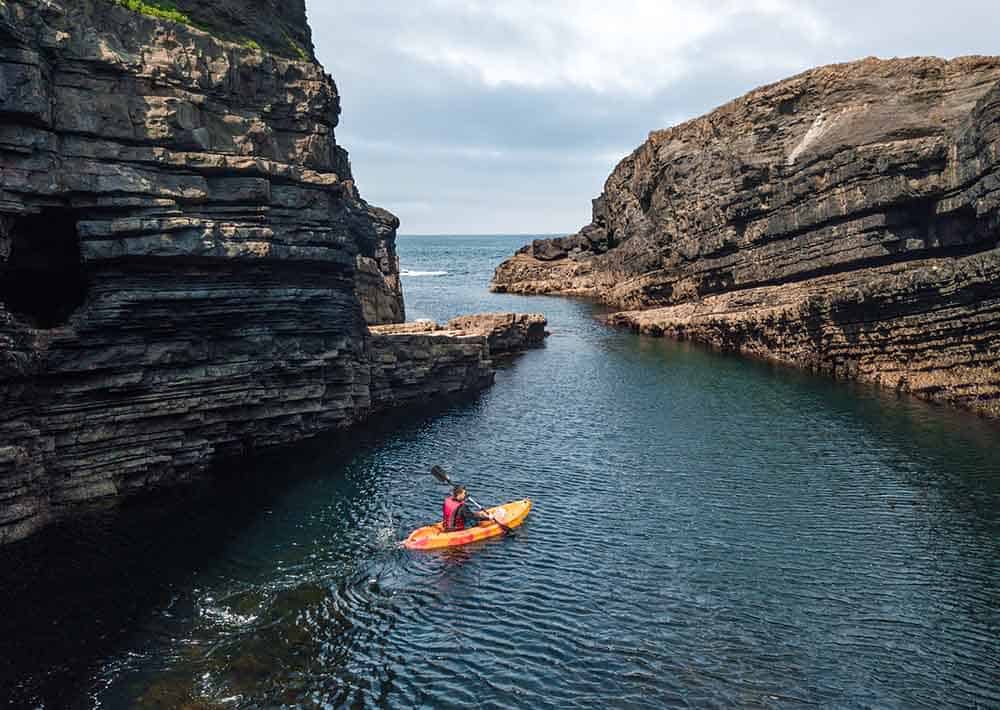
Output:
[{"xmin": 2, "ymin": 235, "xmax": 999, "ymax": 708}]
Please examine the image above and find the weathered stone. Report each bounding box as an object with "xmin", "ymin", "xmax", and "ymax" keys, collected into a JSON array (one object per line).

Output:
[
  {"xmin": 0, "ymin": 0, "xmax": 431, "ymax": 545},
  {"xmin": 368, "ymin": 332, "xmax": 495, "ymax": 412},
  {"xmin": 371, "ymin": 312, "xmax": 549, "ymax": 354},
  {"xmin": 493, "ymin": 57, "xmax": 1000, "ymax": 418},
  {"xmin": 368, "ymin": 320, "xmax": 442, "ymax": 335},
  {"xmin": 445, "ymin": 313, "xmax": 548, "ymax": 353},
  {"xmin": 167, "ymin": 0, "xmax": 314, "ymax": 59}
]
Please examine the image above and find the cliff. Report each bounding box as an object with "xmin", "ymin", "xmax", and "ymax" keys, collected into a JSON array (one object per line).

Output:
[
  {"xmin": 0, "ymin": 0, "xmax": 431, "ymax": 544},
  {"xmin": 493, "ymin": 57, "xmax": 1000, "ymax": 418},
  {"xmin": 368, "ymin": 313, "xmax": 548, "ymax": 413},
  {"xmin": 146, "ymin": 0, "xmax": 315, "ymax": 59},
  {"xmin": 371, "ymin": 313, "xmax": 549, "ymax": 353}
]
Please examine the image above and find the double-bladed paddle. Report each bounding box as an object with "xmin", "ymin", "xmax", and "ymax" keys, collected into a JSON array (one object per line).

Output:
[{"xmin": 430, "ymin": 465, "xmax": 515, "ymax": 537}]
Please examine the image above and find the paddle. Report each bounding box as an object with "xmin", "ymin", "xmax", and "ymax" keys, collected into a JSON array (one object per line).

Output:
[{"xmin": 430, "ymin": 465, "xmax": 516, "ymax": 537}]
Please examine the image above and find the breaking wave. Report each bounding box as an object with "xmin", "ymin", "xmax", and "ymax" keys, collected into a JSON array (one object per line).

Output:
[{"xmin": 400, "ymin": 269, "xmax": 449, "ymax": 277}]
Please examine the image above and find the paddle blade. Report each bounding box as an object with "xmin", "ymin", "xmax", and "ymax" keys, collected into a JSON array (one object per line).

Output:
[{"xmin": 431, "ymin": 465, "xmax": 451, "ymax": 484}]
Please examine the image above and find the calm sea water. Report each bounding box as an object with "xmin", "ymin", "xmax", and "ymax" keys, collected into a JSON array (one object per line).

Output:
[{"xmin": 2, "ymin": 234, "xmax": 999, "ymax": 708}]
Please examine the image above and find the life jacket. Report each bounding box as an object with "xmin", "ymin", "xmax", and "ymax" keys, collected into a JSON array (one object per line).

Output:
[{"xmin": 442, "ymin": 495, "xmax": 466, "ymax": 531}]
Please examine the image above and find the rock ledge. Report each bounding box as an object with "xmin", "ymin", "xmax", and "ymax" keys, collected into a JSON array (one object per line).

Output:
[
  {"xmin": 492, "ymin": 56, "xmax": 1000, "ymax": 417},
  {"xmin": 370, "ymin": 313, "xmax": 549, "ymax": 355}
]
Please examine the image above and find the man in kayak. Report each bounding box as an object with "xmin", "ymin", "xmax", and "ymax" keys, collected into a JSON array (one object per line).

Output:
[{"xmin": 443, "ymin": 485, "xmax": 489, "ymax": 531}]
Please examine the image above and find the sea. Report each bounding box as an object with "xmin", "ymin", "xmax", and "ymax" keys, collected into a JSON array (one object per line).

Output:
[{"xmin": 1, "ymin": 234, "xmax": 998, "ymax": 708}]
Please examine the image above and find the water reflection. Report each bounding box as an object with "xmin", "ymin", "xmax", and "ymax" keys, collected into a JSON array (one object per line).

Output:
[{"xmin": 1, "ymin": 236, "xmax": 997, "ymax": 708}]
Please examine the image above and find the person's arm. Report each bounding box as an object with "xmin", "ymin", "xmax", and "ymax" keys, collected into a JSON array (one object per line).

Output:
[{"xmin": 460, "ymin": 504, "xmax": 484, "ymax": 527}]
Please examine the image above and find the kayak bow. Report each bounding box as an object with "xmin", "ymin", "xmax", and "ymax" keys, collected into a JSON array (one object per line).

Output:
[{"xmin": 403, "ymin": 498, "xmax": 532, "ymax": 550}]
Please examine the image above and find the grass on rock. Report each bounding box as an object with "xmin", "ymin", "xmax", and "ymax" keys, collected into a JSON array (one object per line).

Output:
[
  {"xmin": 109, "ymin": 0, "xmax": 276, "ymax": 60},
  {"xmin": 112, "ymin": 0, "xmax": 192, "ymax": 25},
  {"xmin": 283, "ymin": 31, "xmax": 309, "ymax": 61},
  {"xmin": 110, "ymin": 0, "xmax": 306, "ymax": 59}
]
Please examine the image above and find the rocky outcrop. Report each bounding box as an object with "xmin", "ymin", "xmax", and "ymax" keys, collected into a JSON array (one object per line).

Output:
[
  {"xmin": 158, "ymin": 0, "xmax": 315, "ymax": 59},
  {"xmin": 370, "ymin": 312, "xmax": 549, "ymax": 354},
  {"xmin": 354, "ymin": 206, "xmax": 405, "ymax": 325},
  {"xmin": 446, "ymin": 313, "xmax": 548, "ymax": 352},
  {"xmin": 493, "ymin": 57, "xmax": 1000, "ymax": 417},
  {"xmin": 0, "ymin": 0, "xmax": 415, "ymax": 545},
  {"xmin": 368, "ymin": 331, "xmax": 494, "ymax": 413}
]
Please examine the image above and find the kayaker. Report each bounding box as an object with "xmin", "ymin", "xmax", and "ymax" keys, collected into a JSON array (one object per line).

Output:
[{"xmin": 442, "ymin": 485, "xmax": 488, "ymax": 531}]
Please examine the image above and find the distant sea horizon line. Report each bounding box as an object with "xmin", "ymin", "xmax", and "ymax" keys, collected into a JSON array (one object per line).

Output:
[{"xmin": 397, "ymin": 232, "xmax": 569, "ymax": 237}]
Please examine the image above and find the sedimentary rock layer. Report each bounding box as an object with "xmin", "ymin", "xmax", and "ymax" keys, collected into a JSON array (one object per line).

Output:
[
  {"xmin": 164, "ymin": 0, "xmax": 315, "ymax": 58},
  {"xmin": 366, "ymin": 313, "xmax": 548, "ymax": 413},
  {"xmin": 0, "ymin": 0, "xmax": 407, "ymax": 544},
  {"xmin": 371, "ymin": 313, "xmax": 549, "ymax": 354},
  {"xmin": 493, "ymin": 57, "xmax": 1000, "ymax": 417},
  {"xmin": 368, "ymin": 332, "xmax": 494, "ymax": 413}
]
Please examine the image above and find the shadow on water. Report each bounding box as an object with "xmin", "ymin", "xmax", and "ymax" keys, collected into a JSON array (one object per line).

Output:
[
  {"xmin": 4, "ymin": 235, "xmax": 1000, "ymax": 708},
  {"xmin": 0, "ymin": 393, "xmax": 487, "ymax": 709},
  {"xmin": 628, "ymin": 334, "xmax": 1000, "ymax": 490},
  {"xmin": 624, "ymin": 334, "xmax": 1000, "ymax": 592}
]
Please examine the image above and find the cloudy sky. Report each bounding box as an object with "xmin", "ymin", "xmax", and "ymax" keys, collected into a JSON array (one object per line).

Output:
[{"xmin": 307, "ymin": 1, "xmax": 995, "ymax": 234}]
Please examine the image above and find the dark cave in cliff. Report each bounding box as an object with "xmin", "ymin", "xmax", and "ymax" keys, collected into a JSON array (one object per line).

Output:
[{"xmin": 0, "ymin": 210, "xmax": 88, "ymax": 328}]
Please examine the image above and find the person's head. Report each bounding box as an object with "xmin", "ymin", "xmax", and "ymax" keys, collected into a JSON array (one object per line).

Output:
[{"xmin": 452, "ymin": 485, "xmax": 467, "ymax": 501}]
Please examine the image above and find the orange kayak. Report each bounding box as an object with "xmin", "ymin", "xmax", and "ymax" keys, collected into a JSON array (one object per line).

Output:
[{"xmin": 403, "ymin": 499, "xmax": 532, "ymax": 550}]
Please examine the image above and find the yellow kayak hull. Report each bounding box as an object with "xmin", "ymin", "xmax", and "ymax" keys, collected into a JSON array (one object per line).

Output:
[{"xmin": 403, "ymin": 498, "xmax": 532, "ymax": 550}]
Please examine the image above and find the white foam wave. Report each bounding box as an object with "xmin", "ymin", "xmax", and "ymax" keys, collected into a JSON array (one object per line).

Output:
[{"xmin": 400, "ymin": 269, "xmax": 448, "ymax": 277}]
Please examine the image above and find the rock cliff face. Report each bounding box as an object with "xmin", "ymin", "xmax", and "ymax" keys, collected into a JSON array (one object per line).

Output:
[
  {"xmin": 163, "ymin": 0, "xmax": 315, "ymax": 59},
  {"xmin": 371, "ymin": 313, "xmax": 548, "ymax": 354},
  {"xmin": 0, "ymin": 0, "xmax": 424, "ymax": 544},
  {"xmin": 493, "ymin": 57, "xmax": 1000, "ymax": 418}
]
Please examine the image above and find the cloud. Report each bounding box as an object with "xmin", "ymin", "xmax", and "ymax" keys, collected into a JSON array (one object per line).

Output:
[
  {"xmin": 306, "ymin": 0, "xmax": 998, "ymax": 234},
  {"xmin": 382, "ymin": 0, "xmax": 837, "ymax": 95},
  {"xmin": 345, "ymin": 136, "xmax": 631, "ymax": 166}
]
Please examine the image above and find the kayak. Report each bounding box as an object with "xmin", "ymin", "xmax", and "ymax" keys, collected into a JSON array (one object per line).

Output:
[{"xmin": 403, "ymin": 498, "xmax": 532, "ymax": 550}]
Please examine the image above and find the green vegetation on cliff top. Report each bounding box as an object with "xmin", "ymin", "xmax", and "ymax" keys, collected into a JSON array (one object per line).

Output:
[
  {"xmin": 283, "ymin": 31, "xmax": 309, "ymax": 61},
  {"xmin": 109, "ymin": 0, "xmax": 306, "ymax": 59},
  {"xmin": 112, "ymin": 0, "xmax": 192, "ymax": 25}
]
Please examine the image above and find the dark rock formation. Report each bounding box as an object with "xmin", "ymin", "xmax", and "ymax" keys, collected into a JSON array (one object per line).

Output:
[
  {"xmin": 493, "ymin": 57, "xmax": 1000, "ymax": 417},
  {"xmin": 166, "ymin": 0, "xmax": 315, "ymax": 58},
  {"xmin": 370, "ymin": 313, "xmax": 549, "ymax": 354},
  {"xmin": 368, "ymin": 331, "xmax": 494, "ymax": 413},
  {"xmin": 0, "ymin": 0, "xmax": 423, "ymax": 544},
  {"xmin": 355, "ymin": 207, "xmax": 405, "ymax": 325}
]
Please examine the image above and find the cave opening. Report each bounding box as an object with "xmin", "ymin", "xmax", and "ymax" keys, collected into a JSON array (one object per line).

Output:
[{"xmin": 0, "ymin": 209, "xmax": 88, "ymax": 328}]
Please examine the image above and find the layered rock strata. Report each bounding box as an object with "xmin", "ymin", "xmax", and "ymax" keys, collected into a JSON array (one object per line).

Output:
[
  {"xmin": 355, "ymin": 211, "xmax": 405, "ymax": 325},
  {"xmin": 367, "ymin": 312, "xmax": 548, "ymax": 412},
  {"xmin": 367, "ymin": 331, "xmax": 494, "ymax": 414},
  {"xmin": 152, "ymin": 0, "xmax": 315, "ymax": 58},
  {"xmin": 370, "ymin": 313, "xmax": 549, "ymax": 354},
  {"xmin": 1, "ymin": 0, "xmax": 424, "ymax": 544},
  {"xmin": 446, "ymin": 313, "xmax": 548, "ymax": 352},
  {"xmin": 493, "ymin": 57, "xmax": 1000, "ymax": 417}
]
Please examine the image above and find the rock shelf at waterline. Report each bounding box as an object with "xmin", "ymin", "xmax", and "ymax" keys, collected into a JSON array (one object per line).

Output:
[{"xmin": 492, "ymin": 56, "xmax": 1000, "ymax": 419}]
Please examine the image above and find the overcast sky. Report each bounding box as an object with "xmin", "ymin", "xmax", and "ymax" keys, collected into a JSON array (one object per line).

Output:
[{"xmin": 307, "ymin": 1, "xmax": 996, "ymax": 235}]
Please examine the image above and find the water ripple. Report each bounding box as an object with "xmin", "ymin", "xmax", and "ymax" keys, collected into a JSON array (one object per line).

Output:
[{"xmin": 0, "ymin": 236, "xmax": 997, "ymax": 709}]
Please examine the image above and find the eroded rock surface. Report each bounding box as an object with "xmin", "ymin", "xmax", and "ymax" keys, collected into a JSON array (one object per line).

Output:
[
  {"xmin": 368, "ymin": 331, "xmax": 494, "ymax": 412},
  {"xmin": 164, "ymin": 0, "xmax": 315, "ymax": 58},
  {"xmin": 0, "ymin": 0, "xmax": 425, "ymax": 544},
  {"xmin": 493, "ymin": 57, "xmax": 1000, "ymax": 417},
  {"xmin": 370, "ymin": 313, "xmax": 548, "ymax": 354},
  {"xmin": 446, "ymin": 313, "xmax": 548, "ymax": 353}
]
